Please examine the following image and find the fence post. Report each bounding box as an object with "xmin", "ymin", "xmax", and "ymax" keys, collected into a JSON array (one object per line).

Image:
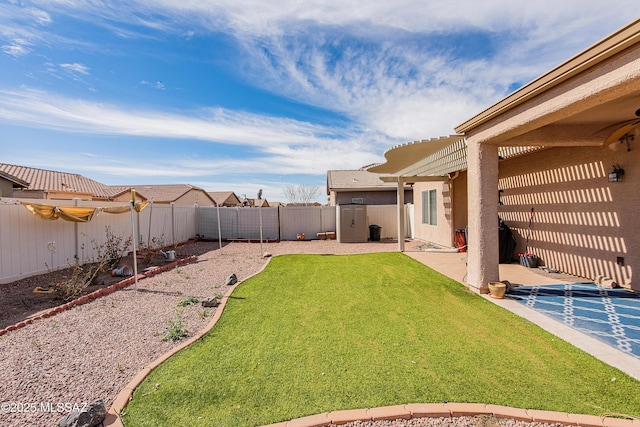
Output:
[
  {"xmin": 194, "ymin": 203, "xmax": 199, "ymax": 241},
  {"xmin": 171, "ymin": 202, "xmax": 175, "ymax": 246},
  {"xmin": 137, "ymin": 203, "xmax": 142, "ymax": 245}
]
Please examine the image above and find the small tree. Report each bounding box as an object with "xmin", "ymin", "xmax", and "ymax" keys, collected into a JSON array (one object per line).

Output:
[{"xmin": 283, "ymin": 184, "xmax": 320, "ymax": 206}]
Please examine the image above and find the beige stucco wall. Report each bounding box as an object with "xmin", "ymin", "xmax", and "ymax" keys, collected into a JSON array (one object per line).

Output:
[
  {"xmin": 11, "ymin": 190, "xmax": 94, "ymax": 200},
  {"xmin": 498, "ymin": 145, "xmax": 638, "ymax": 290},
  {"xmin": 413, "ymin": 175, "xmax": 467, "ymax": 248},
  {"xmin": 0, "ymin": 179, "xmax": 14, "ymax": 198},
  {"xmin": 331, "ymin": 189, "xmax": 413, "ymax": 206}
]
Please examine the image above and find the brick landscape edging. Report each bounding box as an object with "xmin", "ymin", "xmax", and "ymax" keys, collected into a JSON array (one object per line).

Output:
[
  {"xmin": 100, "ymin": 254, "xmax": 639, "ymax": 427},
  {"xmin": 257, "ymin": 403, "xmax": 639, "ymax": 427},
  {"xmin": 0, "ymin": 255, "xmax": 198, "ymax": 337},
  {"xmin": 103, "ymin": 255, "xmax": 274, "ymax": 427}
]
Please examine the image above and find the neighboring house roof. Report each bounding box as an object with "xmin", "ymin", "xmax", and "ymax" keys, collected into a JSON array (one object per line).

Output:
[
  {"xmin": 248, "ymin": 198, "xmax": 269, "ymax": 207},
  {"xmin": 286, "ymin": 202, "xmax": 322, "ymax": 206},
  {"xmin": 124, "ymin": 184, "xmax": 214, "ymax": 204},
  {"xmin": 208, "ymin": 191, "xmax": 241, "ymax": 206},
  {"xmin": 104, "ymin": 186, "xmax": 147, "ymax": 201},
  {"xmin": 327, "ymin": 169, "xmax": 411, "ymax": 194},
  {"xmin": 0, "ymin": 170, "xmax": 29, "ymax": 188},
  {"xmin": 0, "ymin": 163, "xmax": 113, "ymax": 198}
]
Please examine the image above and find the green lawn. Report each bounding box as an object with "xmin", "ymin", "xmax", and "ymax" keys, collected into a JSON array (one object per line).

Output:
[{"xmin": 122, "ymin": 253, "xmax": 640, "ymax": 427}]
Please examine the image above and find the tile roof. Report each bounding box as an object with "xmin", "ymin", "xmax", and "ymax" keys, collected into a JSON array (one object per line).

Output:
[
  {"xmin": 0, "ymin": 163, "xmax": 112, "ymax": 197},
  {"xmin": 125, "ymin": 184, "xmax": 213, "ymax": 203},
  {"xmin": 208, "ymin": 191, "xmax": 241, "ymax": 206},
  {"xmin": 103, "ymin": 186, "xmax": 146, "ymax": 200},
  {"xmin": 327, "ymin": 169, "xmax": 406, "ymax": 191},
  {"xmin": 0, "ymin": 170, "xmax": 29, "ymax": 188},
  {"xmin": 248, "ymin": 198, "xmax": 269, "ymax": 207}
]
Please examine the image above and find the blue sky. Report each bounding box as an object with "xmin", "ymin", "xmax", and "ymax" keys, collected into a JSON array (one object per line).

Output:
[{"xmin": 0, "ymin": 1, "xmax": 636, "ymax": 203}]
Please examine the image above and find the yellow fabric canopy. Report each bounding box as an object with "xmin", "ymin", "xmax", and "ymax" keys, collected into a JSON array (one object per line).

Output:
[{"xmin": 21, "ymin": 201, "xmax": 149, "ymax": 223}]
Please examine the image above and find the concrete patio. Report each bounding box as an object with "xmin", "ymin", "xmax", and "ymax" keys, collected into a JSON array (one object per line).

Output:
[{"xmin": 405, "ymin": 249, "xmax": 640, "ymax": 381}]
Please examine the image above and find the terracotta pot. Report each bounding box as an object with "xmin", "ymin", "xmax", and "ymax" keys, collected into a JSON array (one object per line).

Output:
[{"xmin": 488, "ymin": 282, "xmax": 507, "ymax": 299}]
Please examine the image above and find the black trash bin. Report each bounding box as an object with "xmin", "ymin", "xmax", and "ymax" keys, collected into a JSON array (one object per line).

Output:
[{"xmin": 369, "ymin": 224, "xmax": 381, "ymax": 241}]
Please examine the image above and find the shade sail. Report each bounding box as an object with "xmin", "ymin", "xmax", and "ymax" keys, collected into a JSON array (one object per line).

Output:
[{"xmin": 21, "ymin": 201, "xmax": 149, "ymax": 223}]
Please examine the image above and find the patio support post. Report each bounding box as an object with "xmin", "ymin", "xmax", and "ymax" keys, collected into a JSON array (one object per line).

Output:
[
  {"xmin": 397, "ymin": 177, "xmax": 405, "ymax": 252},
  {"xmin": 466, "ymin": 138, "xmax": 500, "ymax": 293}
]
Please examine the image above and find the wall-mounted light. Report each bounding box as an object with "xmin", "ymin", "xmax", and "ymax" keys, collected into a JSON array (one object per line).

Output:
[
  {"xmin": 608, "ymin": 164, "xmax": 625, "ymax": 182},
  {"xmin": 619, "ymin": 132, "xmax": 634, "ymax": 152}
]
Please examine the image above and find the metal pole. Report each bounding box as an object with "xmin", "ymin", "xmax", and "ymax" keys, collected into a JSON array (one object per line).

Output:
[
  {"xmin": 216, "ymin": 198, "xmax": 222, "ymax": 253},
  {"xmin": 258, "ymin": 189, "xmax": 263, "ymax": 256},
  {"xmin": 147, "ymin": 198, "xmax": 153, "ymax": 248},
  {"xmin": 259, "ymin": 204, "xmax": 263, "ymax": 256},
  {"xmin": 73, "ymin": 198, "xmax": 79, "ymax": 264},
  {"xmin": 130, "ymin": 189, "xmax": 138, "ymax": 291},
  {"xmin": 171, "ymin": 202, "xmax": 176, "ymax": 247}
]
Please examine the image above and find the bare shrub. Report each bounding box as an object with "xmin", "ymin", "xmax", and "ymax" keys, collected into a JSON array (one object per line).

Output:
[
  {"xmin": 96, "ymin": 226, "xmax": 133, "ymax": 270},
  {"xmin": 141, "ymin": 234, "xmax": 165, "ymax": 265},
  {"xmin": 54, "ymin": 226, "xmax": 132, "ymax": 301},
  {"xmin": 55, "ymin": 260, "xmax": 106, "ymax": 302}
]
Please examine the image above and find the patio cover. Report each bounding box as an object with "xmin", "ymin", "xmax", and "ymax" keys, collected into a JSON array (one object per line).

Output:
[
  {"xmin": 368, "ymin": 135, "xmax": 465, "ymax": 178},
  {"xmin": 368, "ymin": 135, "xmax": 541, "ymax": 180}
]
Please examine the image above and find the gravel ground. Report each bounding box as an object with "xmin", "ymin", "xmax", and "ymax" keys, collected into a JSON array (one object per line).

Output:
[{"xmin": 0, "ymin": 240, "xmax": 568, "ymax": 427}]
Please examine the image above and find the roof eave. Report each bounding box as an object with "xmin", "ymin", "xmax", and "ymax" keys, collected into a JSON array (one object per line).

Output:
[{"xmin": 455, "ymin": 17, "xmax": 640, "ymax": 133}]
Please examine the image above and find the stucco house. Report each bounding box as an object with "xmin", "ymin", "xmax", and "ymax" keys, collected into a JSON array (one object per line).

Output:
[
  {"xmin": 0, "ymin": 163, "xmax": 134, "ymax": 201},
  {"xmin": 123, "ymin": 184, "xmax": 216, "ymax": 206},
  {"xmin": 208, "ymin": 191, "xmax": 242, "ymax": 207},
  {"xmin": 0, "ymin": 169, "xmax": 29, "ymax": 198},
  {"xmin": 370, "ymin": 18, "xmax": 640, "ymax": 293},
  {"xmin": 326, "ymin": 169, "xmax": 413, "ymax": 206},
  {"xmin": 247, "ymin": 198, "xmax": 270, "ymax": 207}
]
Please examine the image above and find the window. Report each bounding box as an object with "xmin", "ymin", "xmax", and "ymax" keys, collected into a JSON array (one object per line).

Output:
[{"xmin": 422, "ymin": 189, "xmax": 437, "ymax": 225}]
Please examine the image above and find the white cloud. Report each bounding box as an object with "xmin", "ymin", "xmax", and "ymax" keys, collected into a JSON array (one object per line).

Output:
[
  {"xmin": 0, "ymin": 87, "xmax": 389, "ymax": 173},
  {"xmin": 1, "ymin": 41, "xmax": 31, "ymax": 57},
  {"xmin": 134, "ymin": 0, "xmax": 634, "ymax": 43},
  {"xmin": 140, "ymin": 80, "xmax": 166, "ymax": 90},
  {"xmin": 28, "ymin": 7, "xmax": 52, "ymax": 26},
  {"xmin": 1, "ymin": 0, "xmax": 637, "ymax": 183},
  {"xmin": 0, "ymin": 88, "xmax": 318, "ymax": 145},
  {"xmin": 133, "ymin": 0, "xmax": 631, "ymax": 140},
  {"xmin": 60, "ymin": 62, "xmax": 90, "ymax": 75}
]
